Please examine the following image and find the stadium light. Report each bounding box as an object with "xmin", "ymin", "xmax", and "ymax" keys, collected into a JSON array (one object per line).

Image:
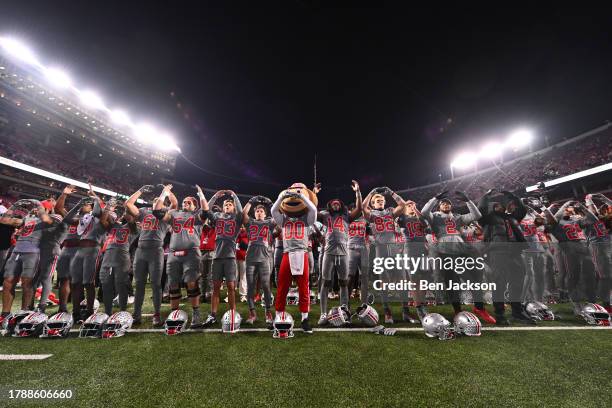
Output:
[
  {"xmin": 505, "ymin": 128, "xmax": 533, "ymax": 149},
  {"xmin": 134, "ymin": 123, "xmax": 156, "ymax": 144},
  {"xmin": 0, "ymin": 37, "xmax": 40, "ymax": 66},
  {"xmin": 478, "ymin": 141, "xmax": 503, "ymax": 159},
  {"xmin": 110, "ymin": 109, "xmax": 131, "ymax": 126},
  {"xmin": 44, "ymin": 67, "xmax": 72, "ymax": 89},
  {"xmin": 451, "ymin": 152, "xmax": 476, "ymax": 169},
  {"xmin": 79, "ymin": 90, "xmax": 105, "ymax": 110}
]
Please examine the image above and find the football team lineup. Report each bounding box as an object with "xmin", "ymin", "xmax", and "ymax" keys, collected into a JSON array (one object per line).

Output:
[{"xmin": 1, "ymin": 179, "xmax": 610, "ymax": 341}]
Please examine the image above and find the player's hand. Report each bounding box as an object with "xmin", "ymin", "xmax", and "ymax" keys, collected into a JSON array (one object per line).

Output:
[
  {"xmin": 195, "ymin": 184, "xmax": 203, "ymax": 194},
  {"xmin": 454, "ymin": 191, "xmax": 469, "ymax": 202},
  {"xmin": 248, "ymin": 196, "xmax": 259, "ymax": 205},
  {"xmin": 262, "ymin": 196, "xmax": 272, "ymax": 205},
  {"xmin": 435, "ymin": 190, "xmax": 449, "ymax": 200},
  {"xmin": 381, "ymin": 186, "xmax": 393, "ymax": 195},
  {"xmin": 351, "ymin": 180, "xmax": 360, "ymax": 192},
  {"xmin": 313, "ymin": 183, "xmax": 322, "ymax": 194},
  {"xmin": 484, "ymin": 188, "xmax": 495, "ymax": 196},
  {"xmin": 139, "ymin": 185, "xmax": 155, "ymax": 194},
  {"xmin": 63, "ymin": 185, "xmax": 77, "ymax": 195},
  {"xmin": 87, "ymin": 183, "xmax": 96, "ymax": 197}
]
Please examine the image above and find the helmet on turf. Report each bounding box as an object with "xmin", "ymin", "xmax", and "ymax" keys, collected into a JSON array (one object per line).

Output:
[
  {"xmin": 13, "ymin": 311, "xmax": 47, "ymax": 337},
  {"xmin": 221, "ymin": 309, "xmax": 242, "ymax": 334},
  {"xmin": 453, "ymin": 311, "xmax": 481, "ymax": 336},
  {"xmin": 101, "ymin": 311, "xmax": 133, "ymax": 338},
  {"xmin": 79, "ymin": 312, "xmax": 109, "ymax": 338},
  {"xmin": 309, "ymin": 290, "xmax": 317, "ymax": 304},
  {"xmin": 286, "ymin": 287, "xmax": 299, "ymax": 305},
  {"xmin": 1, "ymin": 310, "xmax": 30, "ymax": 336},
  {"xmin": 524, "ymin": 301, "xmax": 555, "ymax": 321},
  {"xmin": 164, "ymin": 310, "xmax": 188, "ymax": 336},
  {"xmin": 328, "ymin": 305, "xmax": 350, "ymax": 327},
  {"xmin": 262, "ymin": 293, "xmax": 274, "ymax": 308},
  {"xmin": 422, "ymin": 313, "xmax": 455, "ymax": 340},
  {"xmin": 356, "ymin": 303, "xmax": 379, "ymax": 327},
  {"xmin": 273, "ymin": 311, "xmax": 294, "ymax": 339},
  {"xmin": 579, "ymin": 303, "xmax": 611, "ymax": 326},
  {"xmin": 40, "ymin": 312, "xmax": 73, "ymax": 338}
]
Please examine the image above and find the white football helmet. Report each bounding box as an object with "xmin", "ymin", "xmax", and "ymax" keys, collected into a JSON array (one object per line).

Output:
[
  {"xmin": 101, "ymin": 311, "xmax": 133, "ymax": 338},
  {"xmin": 328, "ymin": 305, "xmax": 350, "ymax": 327},
  {"xmin": 164, "ymin": 310, "xmax": 188, "ymax": 335},
  {"xmin": 309, "ymin": 290, "xmax": 317, "ymax": 304},
  {"xmin": 273, "ymin": 311, "xmax": 294, "ymax": 339},
  {"xmin": 221, "ymin": 309, "xmax": 241, "ymax": 334},
  {"xmin": 579, "ymin": 303, "xmax": 611, "ymax": 326},
  {"xmin": 79, "ymin": 298, "xmax": 100, "ymax": 318},
  {"xmin": 422, "ymin": 313, "xmax": 455, "ymax": 340},
  {"xmin": 79, "ymin": 312, "xmax": 109, "ymax": 338},
  {"xmin": 1, "ymin": 310, "xmax": 30, "ymax": 336},
  {"xmin": 286, "ymin": 288, "xmax": 299, "ymax": 305},
  {"xmin": 40, "ymin": 312, "xmax": 73, "ymax": 338},
  {"xmin": 453, "ymin": 311, "xmax": 481, "ymax": 336},
  {"xmin": 13, "ymin": 311, "xmax": 47, "ymax": 337},
  {"xmin": 356, "ymin": 304, "xmax": 379, "ymax": 327},
  {"xmin": 524, "ymin": 302, "xmax": 555, "ymax": 321}
]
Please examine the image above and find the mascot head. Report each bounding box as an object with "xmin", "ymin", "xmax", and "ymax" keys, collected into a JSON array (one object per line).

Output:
[{"xmin": 280, "ymin": 183, "xmax": 318, "ymax": 216}]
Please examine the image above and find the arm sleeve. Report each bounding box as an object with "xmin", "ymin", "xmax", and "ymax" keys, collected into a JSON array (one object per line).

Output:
[
  {"xmin": 420, "ymin": 198, "xmax": 437, "ymax": 222},
  {"xmin": 231, "ymin": 192, "xmax": 243, "ymax": 214},
  {"xmin": 554, "ymin": 201, "xmax": 571, "ymax": 221},
  {"xmin": 458, "ymin": 200, "xmax": 482, "ymax": 226},
  {"xmin": 92, "ymin": 198, "xmax": 102, "ymax": 218},
  {"xmin": 271, "ymin": 195, "xmax": 284, "ymax": 225},
  {"xmin": 303, "ymin": 195, "xmax": 317, "ymax": 226}
]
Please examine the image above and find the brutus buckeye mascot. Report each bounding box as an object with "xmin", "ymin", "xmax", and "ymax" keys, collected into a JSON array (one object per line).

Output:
[{"xmin": 271, "ymin": 183, "xmax": 318, "ymax": 334}]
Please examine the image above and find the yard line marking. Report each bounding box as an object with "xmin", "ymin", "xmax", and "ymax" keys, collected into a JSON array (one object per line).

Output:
[{"xmin": 0, "ymin": 354, "xmax": 53, "ymax": 360}]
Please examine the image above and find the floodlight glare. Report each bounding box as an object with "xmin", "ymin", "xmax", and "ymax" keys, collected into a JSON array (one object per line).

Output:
[
  {"xmin": 478, "ymin": 141, "xmax": 503, "ymax": 159},
  {"xmin": 134, "ymin": 123, "xmax": 156, "ymax": 144},
  {"xmin": 505, "ymin": 129, "xmax": 533, "ymax": 149},
  {"xmin": 0, "ymin": 37, "xmax": 39, "ymax": 65},
  {"xmin": 451, "ymin": 152, "xmax": 476, "ymax": 169},
  {"xmin": 44, "ymin": 67, "xmax": 72, "ymax": 89},
  {"xmin": 110, "ymin": 109, "xmax": 131, "ymax": 126},
  {"xmin": 79, "ymin": 90, "xmax": 105, "ymax": 110}
]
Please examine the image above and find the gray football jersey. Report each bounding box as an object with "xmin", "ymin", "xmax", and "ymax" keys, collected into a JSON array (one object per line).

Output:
[
  {"xmin": 14, "ymin": 215, "xmax": 45, "ymax": 253},
  {"xmin": 79, "ymin": 216, "xmax": 107, "ymax": 245},
  {"xmin": 63, "ymin": 222, "xmax": 80, "ymax": 243},
  {"xmin": 585, "ymin": 219, "xmax": 609, "ymax": 243},
  {"xmin": 367, "ymin": 208, "xmax": 397, "ymax": 245},
  {"xmin": 348, "ymin": 218, "xmax": 367, "ymax": 248},
  {"xmin": 556, "ymin": 217, "xmax": 587, "ymax": 243},
  {"xmin": 105, "ymin": 222, "xmax": 137, "ymax": 254},
  {"xmin": 138, "ymin": 207, "xmax": 170, "ymax": 244},
  {"xmin": 320, "ymin": 211, "xmax": 349, "ymax": 255},
  {"xmin": 169, "ymin": 210, "xmax": 203, "ymax": 251},
  {"xmin": 397, "ymin": 214, "xmax": 426, "ymax": 243},
  {"xmin": 246, "ymin": 219, "xmax": 274, "ymax": 262},
  {"xmin": 40, "ymin": 219, "xmax": 68, "ymax": 255},
  {"xmin": 208, "ymin": 211, "xmax": 241, "ymax": 258},
  {"xmin": 281, "ymin": 213, "xmax": 311, "ymax": 253},
  {"xmin": 520, "ymin": 217, "xmax": 544, "ymax": 252}
]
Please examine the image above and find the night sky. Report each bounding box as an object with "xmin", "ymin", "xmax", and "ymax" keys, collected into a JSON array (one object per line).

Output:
[{"xmin": 2, "ymin": 3, "xmax": 611, "ymax": 201}]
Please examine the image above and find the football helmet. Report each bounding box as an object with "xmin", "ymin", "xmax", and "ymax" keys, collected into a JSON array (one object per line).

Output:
[
  {"xmin": 13, "ymin": 311, "xmax": 48, "ymax": 337},
  {"xmin": 328, "ymin": 305, "xmax": 350, "ymax": 327},
  {"xmin": 273, "ymin": 311, "xmax": 294, "ymax": 339},
  {"xmin": 164, "ymin": 310, "xmax": 188, "ymax": 336},
  {"xmin": 453, "ymin": 311, "xmax": 482, "ymax": 336},
  {"xmin": 221, "ymin": 309, "xmax": 241, "ymax": 334},
  {"xmin": 356, "ymin": 303, "xmax": 379, "ymax": 327},
  {"xmin": 309, "ymin": 290, "xmax": 317, "ymax": 304},
  {"xmin": 79, "ymin": 312, "xmax": 109, "ymax": 338},
  {"xmin": 286, "ymin": 288, "xmax": 299, "ymax": 305},
  {"xmin": 524, "ymin": 301, "xmax": 555, "ymax": 321},
  {"xmin": 261, "ymin": 293, "xmax": 274, "ymax": 308},
  {"xmin": 422, "ymin": 313, "xmax": 455, "ymax": 340},
  {"xmin": 579, "ymin": 303, "xmax": 611, "ymax": 326},
  {"xmin": 40, "ymin": 312, "xmax": 73, "ymax": 338},
  {"xmin": 1, "ymin": 310, "xmax": 30, "ymax": 336},
  {"xmin": 102, "ymin": 311, "xmax": 133, "ymax": 338}
]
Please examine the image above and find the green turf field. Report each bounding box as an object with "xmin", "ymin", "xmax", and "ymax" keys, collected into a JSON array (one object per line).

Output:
[{"xmin": 1, "ymin": 286, "xmax": 611, "ymax": 407}]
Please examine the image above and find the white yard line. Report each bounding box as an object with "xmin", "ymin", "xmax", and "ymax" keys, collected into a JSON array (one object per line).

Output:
[{"xmin": 0, "ymin": 354, "xmax": 53, "ymax": 360}]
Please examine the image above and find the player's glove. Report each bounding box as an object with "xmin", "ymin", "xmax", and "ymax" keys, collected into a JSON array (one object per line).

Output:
[
  {"xmin": 454, "ymin": 191, "xmax": 469, "ymax": 202},
  {"xmin": 370, "ymin": 325, "xmax": 397, "ymax": 336},
  {"xmin": 435, "ymin": 190, "xmax": 449, "ymax": 200},
  {"xmin": 248, "ymin": 196, "xmax": 259, "ymax": 205},
  {"xmin": 483, "ymin": 188, "xmax": 495, "ymax": 196},
  {"xmin": 139, "ymin": 185, "xmax": 155, "ymax": 194},
  {"xmin": 380, "ymin": 186, "xmax": 393, "ymax": 195}
]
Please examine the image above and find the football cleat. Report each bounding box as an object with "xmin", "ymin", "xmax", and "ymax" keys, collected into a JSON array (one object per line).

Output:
[
  {"xmin": 472, "ymin": 306, "xmax": 497, "ymax": 324},
  {"xmin": 301, "ymin": 317, "xmax": 313, "ymax": 334},
  {"xmin": 202, "ymin": 314, "xmax": 217, "ymax": 327},
  {"xmin": 152, "ymin": 313, "xmax": 163, "ymax": 327}
]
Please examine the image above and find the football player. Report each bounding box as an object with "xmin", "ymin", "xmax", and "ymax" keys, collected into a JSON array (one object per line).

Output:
[
  {"xmin": 125, "ymin": 185, "xmax": 175, "ymax": 326},
  {"xmin": 347, "ymin": 204, "xmax": 370, "ymax": 304},
  {"xmin": 271, "ymin": 184, "xmax": 317, "ymax": 333},
  {"xmin": 202, "ymin": 190, "xmax": 243, "ymax": 327},
  {"xmin": 154, "ymin": 185, "xmax": 206, "ymax": 327},
  {"xmin": 585, "ymin": 193, "xmax": 612, "ymax": 313},
  {"xmin": 362, "ymin": 186, "xmax": 406, "ymax": 324},
  {"xmin": 0, "ymin": 200, "xmax": 54, "ymax": 324},
  {"xmin": 317, "ymin": 180, "xmax": 362, "ymax": 325},
  {"xmin": 242, "ymin": 196, "xmax": 275, "ymax": 324}
]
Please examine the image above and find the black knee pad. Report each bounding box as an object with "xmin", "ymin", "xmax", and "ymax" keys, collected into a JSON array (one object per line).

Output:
[
  {"xmin": 187, "ymin": 287, "xmax": 201, "ymax": 298},
  {"xmin": 169, "ymin": 287, "xmax": 182, "ymax": 300}
]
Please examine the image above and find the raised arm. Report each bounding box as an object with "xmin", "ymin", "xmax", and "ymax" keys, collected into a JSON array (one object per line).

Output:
[
  {"xmin": 553, "ymin": 200, "xmax": 572, "ymax": 221},
  {"xmin": 154, "ymin": 185, "xmax": 174, "ymax": 222},
  {"xmin": 55, "ymin": 185, "xmax": 77, "ymax": 217},
  {"xmin": 301, "ymin": 192, "xmax": 317, "ymax": 226},
  {"xmin": 389, "ymin": 188, "xmax": 407, "ymax": 217},
  {"xmin": 195, "ymin": 185, "xmax": 209, "ymax": 212},
  {"xmin": 125, "ymin": 185, "xmax": 155, "ymax": 217},
  {"xmin": 349, "ymin": 180, "xmax": 363, "ymax": 221},
  {"xmin": 455, "ymin": 191, "xmax": 482, "ymax": 225},
  {"xmin": 271, "ymin": 191, "xmax": 286, "ymax": 225},
  {"xmin": 362, "ymin": 190, "xmax": 374, "ymax": 220}
]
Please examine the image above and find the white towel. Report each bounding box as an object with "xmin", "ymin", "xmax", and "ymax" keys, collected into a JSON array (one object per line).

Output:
[{"xmin": 288, "ymin": 251, "xmax": 305, "ymax": 276}]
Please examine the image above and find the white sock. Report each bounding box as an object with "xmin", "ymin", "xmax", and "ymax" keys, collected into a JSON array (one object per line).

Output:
[{"xmin": 301, "ymin": 312, "xmax": 308, "ymax": 321}]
